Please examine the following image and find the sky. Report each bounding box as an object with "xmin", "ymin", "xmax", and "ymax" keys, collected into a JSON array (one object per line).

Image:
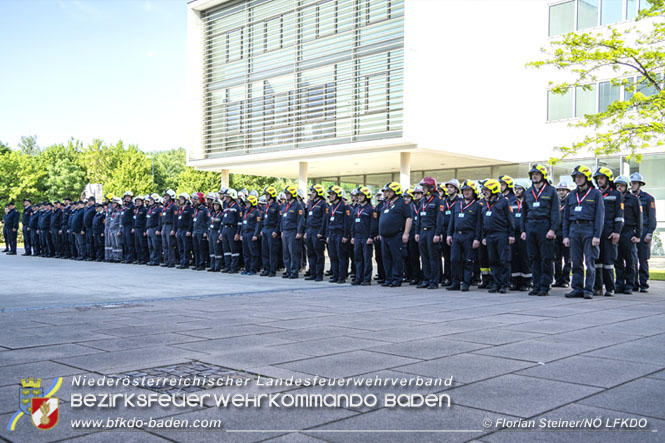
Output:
[{"xmin": 0, "ymin": 0, "xmax": 188, "ymax": 152}]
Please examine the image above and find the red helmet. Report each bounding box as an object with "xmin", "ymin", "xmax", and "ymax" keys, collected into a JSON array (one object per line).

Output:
[
  {"xmin": 420, "ymin": 177, "xmax": 437, "ymax": 192},
  {"xmin": 193, "ymin": 192, "xmax": 205, "ymax": 202}
]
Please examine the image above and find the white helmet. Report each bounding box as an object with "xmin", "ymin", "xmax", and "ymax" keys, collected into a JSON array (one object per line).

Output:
[
  {"xmin": 413, "ymin": 185, "xmax": 424, "ymax": 193},
  {"xmin": 179, "ymin": 192, "xmax": 190, "ymax": 200},
  {"xmin": 123, "ymin": 190, "xmax": 134, "ymax": 198},
  {"xmin": 150, "ymin": 193, "xmax": 160, "ymax": 201},
  {"xmin": 297, "ymin": 188, "xmax": 305, "ymax": 199},
  {"xmin": 111, "ymin": 197, "xmax": 122, "ymax": 205},
  {"xmin": 238, "ymin": 190, "xmax": 246, "ymax": 201},
  {"xmin": 277, "ymin": 192, "xmax": 286, "ymax": 200},
  {"xmin": 258, "ymin": 195, "xmax": 267, "ymax": 204},
  {"xmin": 249, "ymin": 190, "xmax": 259, "ymax": 198},
  {"xmin": 445, "ymin": 179, "xmax": 460, "ymax": 191},
  {"xmin": 226, "ymin": 188, "xmax": 238, "ymax": 200},
  {"xmin": 133, "ymin": 195, "xmax": 143, "ymax": 203},
  {"xmin": 164, "ymin": 189, "xmax": 176, "ymax": 199},
  {"xmin": 206, "ymin": 192, "xmax": 216, "ymax": 200},
  {"xmin": 218, "ymin": 187, "xmax": 228, "ymax": 195},
  {"xmin": 556, "ymin": 181, "xmax": 573, "ymax": 191}
]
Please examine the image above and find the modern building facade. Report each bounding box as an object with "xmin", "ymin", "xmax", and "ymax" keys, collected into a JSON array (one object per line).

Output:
[{"xmin": 187, "ymin": 0, "xmax": 663, "ymax": 245}]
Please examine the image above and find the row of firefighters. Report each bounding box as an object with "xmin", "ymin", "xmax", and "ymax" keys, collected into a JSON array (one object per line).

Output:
[{"xmin": 11, "ymin": 164, "xmax": 657, "ymax": 298}]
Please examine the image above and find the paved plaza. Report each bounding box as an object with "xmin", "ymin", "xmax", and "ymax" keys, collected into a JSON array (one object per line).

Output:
[{"xmin": 0, "ymin": 253, "xmax": 664, "ymax": 442}]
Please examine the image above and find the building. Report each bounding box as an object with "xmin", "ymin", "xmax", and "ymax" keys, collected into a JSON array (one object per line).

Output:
[{"xmin": 186, "ymin": 0, "xmax": 663, "ymax": 247}]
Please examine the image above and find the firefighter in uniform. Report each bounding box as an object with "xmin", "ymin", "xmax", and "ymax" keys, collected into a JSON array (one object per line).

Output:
[
  {"xmin": 161, "ymin": 190, "xmax": 178, "ymax": 268},
  {"xmin": 208, "ymin": 198, "xmax": 224, "ymax": 272},
  {"xmin": 630, "ymin": 172, "xmax": 657, "ymax": 293},
  {"xmin": 563, "ymin": 165, "xmax": 605, "ymax": 299},
  {"xmin": 133, "ymin": 196, "xmax": 148, "ymax": 264},
  {"xmin": 351, "ymin": 186, "xmax": 377, "ymax": 286},
  {"xmin": 476, "ymin": 180, "xmax": 491, "ymax": 289},
  {"xmin": 192, "ymin": 192, "xmax": 210, "ymax": 271},
  {"xmin": 92, "ymin": 203, "xmax": 105, "ymax": 261},
  {"xmin": 553, "ymin": 181, "xmax": 572, "ymax": 288},
  {"xmin": 614, "ymin": 175, "xmax": 642, "ymax": 294},
  {"xmin": 62, "ymin": 198, "xmax": 72, "ymax": 259},
  {"xmin": 593, "ymin": 167, "xmax": 623, "ymax": 297},
  {"xmin": 221, "ymin": 189, "xmax": 242, "ymax": 273},
  {"xmin": 260, "ymin": 186, "xmax": 281, "ymax": 277},
  {"xmin": 176, "ymin": 192, "xmax": 194, "ymax": 269},
  {"xmin": 404, "ymin": 187, "xmax": 422, "ymax": 285},
  {"xmin": 510, "ymin": 180, "xmax": 532, "ymax": 291},
  {"xmin": 146, "ymin": 194, "xmax": 162, "ymax": 266},
  {"xmin": 447, "ymin": 180, "xmax": 482, "ymax": 291},
  {"xmin": 21, "ymin": 200, "xmax": 33, "ymax": 256},
  {"xmin": 378, "ymin": 182, "xmax": 413, "ymax": 287},
  {"xmin": 326, "ymin": 185, "xmax": 351, "ymax": 283},
  {"xmin": 120, "ymin": 191, "xmax": 135, "ymax": 263},
  {"xmin": 373, "ymin": 190, "xmax": 387, "ymax": 284},
  {"xmin": 441, "ymin": 179, "xmax": 460, "ymax": 286},
  {"xmin": 280, "ymin": 185, "xmax": 305, "ymax": 279},
  {"xmin": 521, "ymin": 164, "xmax": 559, "ymax": 297},
  {"xmin": 415, "ymin": 177, "xmax": 444, "ymax": 289},
  {"xmin": 481, "ymin": 179, "xmax": 515, "ymax": 293},
  {"xmin": 241, "ymin": 194, "xmax": 261, "ymax": 275},
  {"xmin": 109, "ymin": 197, "xmax": 123, "ymax": 262},
  {"xmin": 305, "ymin": 184, "xmax": 328, "ymax": 281}
]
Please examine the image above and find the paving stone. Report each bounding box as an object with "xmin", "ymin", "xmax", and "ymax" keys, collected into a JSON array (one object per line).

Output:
[
  {"xmin": 451, "ymin": 374, "xmax": 602, "ymax": 418},
  {"xmin": 198, "ymin": 348, "xmax": 311, "ymax": 369},
  {"xmin": 276, "ymin": 351, "xmax": 420, "ymax": 378},
  {"xmin": 647, "ymin": 369, "xmax": 665, "ymax": 380},
  {"xmin": 261, "ymin": 326, "xmax": 363, "ymax": 343},
  {"xmin": 443, "ymin": 329, "xmax": 546, "ymax": 346},
  {"xmin": 79, "ymin": 333, "xmax": 207, "ymax": 352},
  {"xmin": 65, "ymin": 431, "xmax": 173, "ymax": 442},
  {"xmin": 583, "ymin": 341, "xmax": 665, "ymax": 366},
  {"xmin": 0, "ymin": 361, "xmax": 85, "ymax": 387},
  {"xmin": 174, "ymin": 325, "xmax": 287, "ymax": 340},
  {"xmin": 369, "ymin": 337, "xmax": 490, "ymax": 360},
  {"xmin": 516, "ymin": 355, "xmax": 661, "ymax": 388},
  {"xmin": 173, "ymin": 334, "xmax": 293, "ymax": 353},
  {"xmin": 270, "ymin": 336, "xmax": 388, "ymax": 357},
  {"xmin": 396, "ymin": 353, "xmax": 536, "ymax": 383},
  {"xmin": 0, "ymin": 344, "xmax": 105, "ymax": 367},
  {"xmin": 579, "ymin": 378, "xmax": 665, "ymax": 419}
]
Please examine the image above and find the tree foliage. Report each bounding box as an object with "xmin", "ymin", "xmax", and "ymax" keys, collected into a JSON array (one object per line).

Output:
[
  {"xmin": 176, "ymin": 167, "xmax": 221, "ymax": 195},
  {"xmin": 18, "ymin": 135, "xmax": 40, "ymax": 156},
  {"xmin": 528, "ymin": 0, "xmax": 665, "ymax": 161}
]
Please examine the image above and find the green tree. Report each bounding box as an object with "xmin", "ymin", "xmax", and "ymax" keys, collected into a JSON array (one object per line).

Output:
[
  {"xmin": 78, "ymin": 139, "xmax": 126, "ymax": 185},
  {"xmin": 229, "ymin": 174, "xmax": 289, "ymax": 193},
  {"xmin": 38, "ymin": 140, "xmax": 87, "ymax": 200},
  {"xmin": 0, "ymin": 140, "xmax": 10, "ymax": 155},
  {"xmin": 104, "ymin": 144, "xmax": 154, "ymax": 197},
  {"xmin": 176, "ymin": 167, "xmax": 221, "ymax": 195},
  {"xmin": 528, "ymin": 0, "xmax": 664, "ymax": 160},
  {"xmin": 0, "ymin": 151, "xmax": 45, "ymax": 204},
  {"xmin": 17, "ymin": 135, "xmax": 40, "ymax": 156},
  {"xmin": 152, "ymin": 148, "xmax": 186, "ymax": 192}
]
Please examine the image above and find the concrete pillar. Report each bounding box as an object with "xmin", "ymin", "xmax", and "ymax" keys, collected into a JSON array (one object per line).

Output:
[
  {"xmin": 298, "ymin": 161, "xmax": 308, "ymax": 197},
  {"xmin": 400, "ymin": 152, "xmax": 411, "ymax": 190},
  {"xmin": 221, "ymin": 169, "xmax": 230, "ymax": 189}
]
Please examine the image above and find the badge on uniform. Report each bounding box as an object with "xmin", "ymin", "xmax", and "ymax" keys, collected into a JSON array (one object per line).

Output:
[
  {"xmin": 533, "ymin": 202, "xmax": 541, "ymax": 208},
  {"xmin": 420, "ymin": 212, "xmax": 427, "ymax": 216},
  {"xmin": 458, "ymin": 213, "xmax": 465, "ymax": 218},
  {"xmin": 178, "ymin": 216, "xmax": 182, "ymax": 220},
  {"xmin": 308, "ymin": 211, "xmax": 313, "ymax": 216},
  {"xmin": 445, "ymin": 210, "xmax": 451, "ymax": 215},
  {"xmin": 384, "ymin": 209, "xmax": 389, "ymax": 213},
  {"xmin": 574, "ymin": 206, "xmax": 583, "ymax": 212},
  {"xmin": 330, "ymin": 216, "xmax": 335, "ymax": 221},
  {"xmin": 355, "ymin": 218, "xmax": 360, "ymax": 222},
  {"xmin": 283, "ymin": 213, "xmax": 287, "ymax": 218},
  {"xmin": 243, "ymin": 220, "xmax": 247, "ymax": 224},
  {"xmin": 485, "ymin": 211, "xmax": 492, "ymax": 216},
  {"xmin": 515, "ymin": 213, "xmax": 521, "ymax": 218}
]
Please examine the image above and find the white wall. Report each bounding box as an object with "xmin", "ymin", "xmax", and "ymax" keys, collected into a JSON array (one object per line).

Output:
[{"xmin": 402, "ymin": 0, "xmax": 589, "ymax": 163}]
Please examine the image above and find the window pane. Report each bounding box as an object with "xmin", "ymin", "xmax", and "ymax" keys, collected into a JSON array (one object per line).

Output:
[
  {"xmin": 301, "ymin": 5, "xmax": 316, "ymax": 42},
  {"xmin": 639, "ymin": 0, "xmax": 652, "ymax": 12},
  {"xmin": 228, "ymin": 28, "xmax": 243, "ymax": 61},
  {"xmin": 250, "ymin": 22, "xmax": 264, "ymax": 54},
  {"xmin": 624, "ymin": 77, "xmax": 635, "ymax": 101},
  {"xmin": 626, "ymin": 0, "xmax": 637, "ymax": 19},
  {"xmin": 599, "ymin": 81, "xmax": 620, "ymax": 112},
  {"xmin": 549, "ymin": 1, "xmax": 574, "ymax": 36},
  {"xmin": 548, "ymin": 89, "xmax": 573, "ymax": 120},
  {"xmin": 266, "ymin": 18, "xmax": 280, "ymax": 51},
  {"xmin": 601, "ymin": 0, "xmax": 622, "ymax": 24},
  {"xmin": 367, "ymin": 0, "xmax": 389, "ymax": 23},
  {"xmin": 637, "ymin": 74, "xmax": 662, "ymax": 97},
  {"xmin": 576, "ymin": 85, "xmax": 597, "ymax": 117},
  {"xmin": 578, "ymin": 0, "xmax": 599, "ymax": 30},
  {"xmin": 318, "ymin": 0, "xmax": 336, "ymax": 37}
]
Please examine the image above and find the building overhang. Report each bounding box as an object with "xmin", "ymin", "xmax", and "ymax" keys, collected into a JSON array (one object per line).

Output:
[{"xmin": 187, "ymin": 138, "xmax": 511, "ymax": 178}]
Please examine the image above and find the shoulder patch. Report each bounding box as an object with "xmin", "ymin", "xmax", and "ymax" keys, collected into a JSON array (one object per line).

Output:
[
  {"xmin": 373, "ymin": 212, "xmax": 377, "ymax": 218},
  {"xmin": 346, "ymin": 210, "xmax": 350, "ymax": 216},
  {"xmin": 440, "ymin": 205, "xmax": 444, "ymax": 211},
  {"xmin": 508, "ymin": 205, "xmax": 513, "ymax": 212},
  {"xmin": 620, "ymin": 203, "xmax": 624, "ymax": 210},
  {"xmin": 651, "ymin": 202, "xmax": 655, "ymax": 209},
  {"xmin": 298, "ymin": 209, "xmax": 303, "ymax": 215}
]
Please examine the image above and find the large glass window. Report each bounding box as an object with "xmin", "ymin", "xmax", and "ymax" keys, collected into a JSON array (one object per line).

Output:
[
  {"xmin": 626, "ymin": 0, "xmax": 638, "ymax": 19},
  {"xmin": 549, "ymin": 1, "xmax": 575, "ymax": 36},
  {"xmin": 202, "ymin": 0, "xmax": 404, "ymax": 157},
  {"xmin": 601, "ymin": 0, "xmax": 622, "ymax": 24},
  {"xmin": 548, "ymin": 89, "xmax": 573, "ymax": 121},
  {"xmin": 578, "ymin": 0, "xmax": 599, "ymax": 30},
  {"xmin": 576, "ymin": 85, "xmax": 597, "ymax": 117},
  {"xmin": 599, "ymin": 81, "xmax": 620, "ymax": 112}
]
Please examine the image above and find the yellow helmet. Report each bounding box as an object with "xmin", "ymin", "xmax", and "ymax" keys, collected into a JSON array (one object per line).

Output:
[
  {"xmin": 484, "ymin": 179, "xmax": 501, "ymax": 194},
  {"xmin": 328, "ymin": 185, "xmax": 343, "ymax": 198},
  {"xmin": 246, "ymin": 195, "xmax": 258, "ymax": 206},
  {"xmin": 529, "ymin": 164, "xmax": 549, "ymax": 181},
  {"xmin": 284, "ymin": 185, "xmax": 298, "ymax": 198},
  {"xmin": 498, "ymin": 175, "xmax": 514, "ymax": 190},
  {"xmin": 571, "ymin": 165, "xmax": 593, "ymax": 182},
  {"xmin": 310, "ymin": 184, "xmax": 325, "ymax": 197},
  {"xmin": 386, "ymin": 182, "xmax": 402, "ymax": 196},
  {"xmin": 461, "ymin": 180, "xmax": 479, "ymax": 198},
  {"xmin": 263, "ymin": 186, "xmax": 277, "ymax": 198},
  {"xmin": 405, "ymin": 188, "xmax": 414, "ymax": 198},
  {"xmin": 593, "ymin": 166, "xmax": 614, "ymax": 183},
  {"xmin": 357, "ymin": 186, "xmax": 372, "ymax": 199}
]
